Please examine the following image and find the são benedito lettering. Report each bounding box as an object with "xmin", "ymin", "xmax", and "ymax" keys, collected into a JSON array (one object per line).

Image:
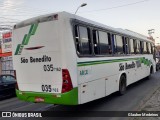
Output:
[
  {"xmin": 21, "ymin": 55, "xmax": 51, "ymax": 63},
  {"xmin": 30, "ymin": 55, "xmax": 51, "ymax": 63}
]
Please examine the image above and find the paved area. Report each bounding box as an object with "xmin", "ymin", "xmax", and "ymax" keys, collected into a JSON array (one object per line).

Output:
[
  {"xmin": 141, "ymin": 87, "xmax": 160, "ymax": 111},
  {"xmin": 133, "ymin": 72, "xmax": 160, "ymax": 120}
]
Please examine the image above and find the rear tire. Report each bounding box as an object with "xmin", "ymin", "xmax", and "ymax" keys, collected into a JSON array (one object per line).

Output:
[{"xmin": 119, "ymin": 75, "xmax": 127, "ymax": 95}]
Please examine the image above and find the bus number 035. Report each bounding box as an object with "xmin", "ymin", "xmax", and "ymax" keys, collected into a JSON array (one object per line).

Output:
[
  {"xmin": 42, "ymin": 85, "xmax": 51, "ymax": 92},
  {"xmin": 43, "ymin": 64, "xmax": 53, "ymax": 71}
]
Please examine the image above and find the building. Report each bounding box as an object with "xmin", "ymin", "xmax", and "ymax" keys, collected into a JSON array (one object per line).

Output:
[{"xmin": 0, "ymin": 31, "xmax": 13, "ymax": 75}]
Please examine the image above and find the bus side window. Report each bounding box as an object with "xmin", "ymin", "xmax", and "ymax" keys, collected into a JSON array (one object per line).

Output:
[
  {"xmin": 116, "ymin": 35, "xmax": 124, "ymax": 55},
  {"xmin": 125, "ymin": 37, "xmax": 130, "ymax": 54},
  {"xmin": 133, "ymin": 39, "xmax": 137, "ymax": 54},
  {"xmin": 87, "ymin": 28, "xmax": 92, "ymax": 54},
  {"xmin": 92, "ymin": 30, "xmax": 100, "ymax": 54},
  {"xmin": 79, "ymin": 26, "xmax": 92, "ymax": 55},
  {"xmin": 122, "ymin": 37, "xmax": 125, "ymax": 54},
  {"xmin": 74, "ymin": 25, "xmax": 80, "ymax": 53},
  {"xmin": 140, "ymin": 41, "xmax": 144, "ymax": 54},
  {"xmin": 146, "ymin": 42, "xmax": 150, "ymax": 54},
  {"xmin": 143, "ymin": 42, "xmax": 147, "ymax": 54},
  {"xmin": 112, "ymin": 34, "xmax": 117, "ymax": 54},
  {"xmin": 98, "ymin": 31, "xmax": 111, "ymax": 55},
  {"xmin": 136, "ymin": 40, "xmax": 140, "ymax": 54},
  {"xmin": 151, "ymin": 43, "xmax": 153, "ymax": 54},
  {"xmin": 148, "ymin": 43, "xmax": 151, "ymax": 54},
  {"xmin": 108, "ymin": 33, "xmax": 112, "ymax": 54},
  {"xmin": 130, "ymin": 39, "xmax": 134, "ymax": 54}
]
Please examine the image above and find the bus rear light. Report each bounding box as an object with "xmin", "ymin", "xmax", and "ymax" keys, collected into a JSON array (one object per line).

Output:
[{"xmin": 62, "ymin": 69, "xmax": 73, "ymax": 93}]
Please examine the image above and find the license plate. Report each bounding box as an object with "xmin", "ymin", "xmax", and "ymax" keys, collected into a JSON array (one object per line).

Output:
[{"xmin": 35, "ymin": 97, "xmax": 44, "ymax": 102}]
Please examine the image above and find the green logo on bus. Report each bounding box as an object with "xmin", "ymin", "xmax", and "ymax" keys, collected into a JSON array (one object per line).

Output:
[
  {"xmin": 80, "ymin": 70, "xmax": 88, "ymax": 76},
  {"xmin": 14, "ymin": 23, "xmax": 38, "ymax": 55}
]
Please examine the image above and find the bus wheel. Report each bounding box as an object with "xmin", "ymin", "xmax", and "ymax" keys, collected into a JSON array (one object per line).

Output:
[{"xmin": 119, "ymin": 75, "xmax": 127, "ymax": 95}]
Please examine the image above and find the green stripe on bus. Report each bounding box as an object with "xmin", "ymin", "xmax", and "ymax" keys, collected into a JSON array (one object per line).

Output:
[
  {"xmin": 29, "ymin": 23, "xmax": 38, "ymax": 35},
  {"xmin": 14, "ymin": 23, "xmax": 39, "ymax": 55},
  {"xmin": 14, "ymin": 44, "xmax": 24, "ymax": 55},
  {"xmin": 22, "ymin": 34, "xmax": 30, "ymax": 45},
  {"xmin": 77, "ymin": 57, "xmax": 151, "ymax": 66},
  {"xmin": 16, "ymin": 87, "xmax": 78, "ymax": 105}
]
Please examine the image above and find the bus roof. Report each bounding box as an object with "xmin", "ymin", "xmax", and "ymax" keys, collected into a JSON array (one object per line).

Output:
[{"xmin": 14, "ymin": 11, "xmax": 153, "ymax": 43}]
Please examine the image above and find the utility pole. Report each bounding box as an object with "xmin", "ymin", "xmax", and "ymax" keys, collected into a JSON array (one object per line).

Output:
[
  {"xmin": 148, "ymin": 29, "xmax": 156, "ymax": 59},
  {"xmin": 148, "ymin": 29, "xmax": 155, "ymax": 37},
  {"xmin": 147, "ymin": 29, "xmax": 155, "ymax": 43}
]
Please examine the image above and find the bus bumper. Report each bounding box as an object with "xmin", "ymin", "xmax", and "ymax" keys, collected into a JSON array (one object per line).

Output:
[{"xmin": 16, "ymin": 87, "xmax": 78, "ymax": 105}]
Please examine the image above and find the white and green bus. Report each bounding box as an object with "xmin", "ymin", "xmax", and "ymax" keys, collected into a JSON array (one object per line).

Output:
[{"xmin": 12, "ymin": 12, "xmax": 156, "ymax": 105}]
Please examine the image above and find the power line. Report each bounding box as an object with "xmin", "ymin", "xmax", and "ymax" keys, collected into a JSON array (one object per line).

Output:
[{"xmin": 81, "ymin": 0, "xmax": 150, "ymax": 13}]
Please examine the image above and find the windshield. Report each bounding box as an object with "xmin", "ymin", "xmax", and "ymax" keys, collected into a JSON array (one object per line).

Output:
[{"xmin": 0, "ymin": 75, "xmax": 16, "ymax": 82}]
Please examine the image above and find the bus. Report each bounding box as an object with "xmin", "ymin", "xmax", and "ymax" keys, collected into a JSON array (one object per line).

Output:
[{"xmin": 12, "ymin": 12, "xmax": 156, "ymax": 105}]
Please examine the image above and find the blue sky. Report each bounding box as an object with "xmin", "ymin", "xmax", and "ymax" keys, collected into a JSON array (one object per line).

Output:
[{"xmin": 0, "ymin": 0, "xmax": 160, "ymax": 43}]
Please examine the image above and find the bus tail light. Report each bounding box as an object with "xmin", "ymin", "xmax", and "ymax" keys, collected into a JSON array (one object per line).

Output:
[{"xmin": 62, "ymin": 69, "xmax": 73, "ymax": 93}]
